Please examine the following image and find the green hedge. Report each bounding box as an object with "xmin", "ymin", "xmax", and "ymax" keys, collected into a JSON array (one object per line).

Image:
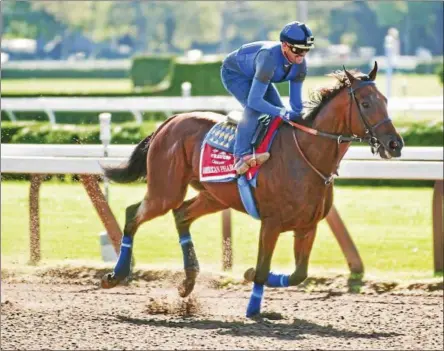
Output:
[
  {"xmin": 4, "ymin": 119, "xmax": 441, "ymax": 145},
  {"xmin": 398, "ymin": 121, "xmax": 443, "ymax": 146},
  {"xmin": 437, "ymin": 64, "xmax": 444, "ymax": 85},
  {"xmin": 130, "ymin": 55, "xmax": 175, "ymax": 88},
  {"xmin": 1, "ymin": 110, "xmax": 167, "ymax": 124},
  {"xmin": 160, "ymin": 60, "xmax": 226, "ymax": 96},
  {"xmin": 2, "ymin": 119, "xmax": 442, "ymax": 146},
  {"xmin": 1, "ymin": 122, "xmax": 39, "ymax": 143},
  {"xmin": 0, "ymin": 121, "xmax": 158, "ymax": 145}
]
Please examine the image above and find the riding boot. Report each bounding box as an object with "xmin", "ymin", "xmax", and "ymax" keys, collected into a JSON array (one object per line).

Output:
[{"xmin": 235, "ymin": 152, "xmax": 270, "ymax": 175}]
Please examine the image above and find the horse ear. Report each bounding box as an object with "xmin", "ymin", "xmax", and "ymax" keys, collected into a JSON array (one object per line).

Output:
[
  {"xmin": 343, "ymin": 65, "xmax": 356, "ymax": 85},
  {"xmin": 368, "ymin": 61, "xmax": 378, "ymax": 81}
]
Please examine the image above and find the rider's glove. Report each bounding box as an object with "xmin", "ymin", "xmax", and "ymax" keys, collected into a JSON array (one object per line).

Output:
[
  {"xmin": 280, "ymin": 108, "xmax": 303, "ymax": 123},
  {"xmin": 279, "ymin": 107, "xmax": 291, "ymax": 121},
  {"xmin": 288, "ymin": 110, "xmax": 304, "ymax": 123}
]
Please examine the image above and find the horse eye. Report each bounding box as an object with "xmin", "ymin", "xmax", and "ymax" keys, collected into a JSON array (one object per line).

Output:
[{"xmin": 361, "ymin": 102, "xmax": 370, "ymax": 108}]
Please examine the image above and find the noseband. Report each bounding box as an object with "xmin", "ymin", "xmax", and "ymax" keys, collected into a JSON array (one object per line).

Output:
[{"xmin": 288, "ymin": 79, "xmax": 392, "ymax": 185}]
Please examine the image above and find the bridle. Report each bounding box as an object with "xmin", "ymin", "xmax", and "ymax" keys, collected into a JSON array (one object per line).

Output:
[
  {"xmin": 287, "ymin": 79, "xmax": 392, "ymax": 185},
  {"xmin": 348, "ymin": 80, "xmax": 392, "ymax": 153}
]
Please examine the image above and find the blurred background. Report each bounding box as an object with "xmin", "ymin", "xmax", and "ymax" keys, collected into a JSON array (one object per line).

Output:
[
  {"xmin": 1, "ymin": 1, "xmax": 443, "ymax": 60},
  {"xmin": 1, "ymin": 1, "xmax": 443, "ymax": 98},
  {"xmin": 2, "ymin": 1, "xmax": 443, "ymax": 119},
  {"xmin": 1, "ymin": 1, "xmax": 443, "ymax": 279}
]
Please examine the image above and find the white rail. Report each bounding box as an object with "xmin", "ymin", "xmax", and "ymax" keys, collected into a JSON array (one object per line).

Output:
[
  {"xmin": 1, "ymin": 145, "xmax": 442, "ymax": 180},
  {"xmin": 2, "ymin": 96, "xmax": 442, "ymax": 124}
]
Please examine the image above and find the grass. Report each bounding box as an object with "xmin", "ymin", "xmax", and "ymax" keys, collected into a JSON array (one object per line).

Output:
[
  {"xmin": 0, "ymin": 180, "xmax": 437, "ymax": 280},
  {"xmin": 2, "ymin": 73, "xmax": 442, "ymax": 97},
  {"xmin": 1, "ymin": 78, "xmax": 133, "ymax": 95}
]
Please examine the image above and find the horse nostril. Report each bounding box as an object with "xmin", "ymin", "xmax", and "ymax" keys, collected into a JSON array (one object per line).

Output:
[{"xmin": 389, "ymin": 140, "xmax": 398, "ymax": 149}]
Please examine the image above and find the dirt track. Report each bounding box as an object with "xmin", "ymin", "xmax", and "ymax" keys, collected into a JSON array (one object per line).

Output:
[{"xmin": 1, "ymin": 266, "xmax": 443, "ymax": 350}]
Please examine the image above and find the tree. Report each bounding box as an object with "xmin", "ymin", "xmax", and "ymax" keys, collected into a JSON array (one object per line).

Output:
[
  {"xmin": 1, "ymin": 1, "xmax": 442, "ymax": 56},
  {"xmin": 2, "ymin": 0, "xmax": 64, "ymax": 40}
]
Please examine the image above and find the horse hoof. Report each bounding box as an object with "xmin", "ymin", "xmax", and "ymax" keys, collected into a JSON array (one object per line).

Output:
[
  {"xmin": 244, "ymin": 267, "xmax": 256, "ymax": 282},
  {"xmin": 246, "ymin": 311, "xmax": 261, "ymax": 319},
  {"xmin": 100, "ymin": 273, "xmax": 120, "ymax": 289},
  {"xmin": 178, "ymin": 278, "xmax": 195, "ymax": 298}
]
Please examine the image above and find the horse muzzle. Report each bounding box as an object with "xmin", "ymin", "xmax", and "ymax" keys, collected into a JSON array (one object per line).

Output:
[{"xmin": 375, "ymin": 134, "xmax": 404, "ymax": 159}]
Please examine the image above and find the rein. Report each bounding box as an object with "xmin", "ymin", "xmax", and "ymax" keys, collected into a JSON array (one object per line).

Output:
[{"xmin": 287, "ymin": 80, "xmax": 392, "ymax": 185}]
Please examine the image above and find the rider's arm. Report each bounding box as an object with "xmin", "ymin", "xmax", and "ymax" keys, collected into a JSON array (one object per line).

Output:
[
  {"xmin": 289, "ymin": 60, "xmax": 307, "ymax": 116},
  {"xmin": 247, "ymin": 51, "xmax": 285, "ymax": 117}
]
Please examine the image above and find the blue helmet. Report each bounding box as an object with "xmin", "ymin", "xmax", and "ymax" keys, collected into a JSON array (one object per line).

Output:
[{"xmin": 280, "ymin": 21, "xmax": 315, "ymax": 49}]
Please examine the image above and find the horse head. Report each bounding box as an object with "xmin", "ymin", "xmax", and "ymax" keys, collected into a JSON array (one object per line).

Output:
[{"xmin": 343, "ymin": 61, "xmax": 404, "ymax": 159}]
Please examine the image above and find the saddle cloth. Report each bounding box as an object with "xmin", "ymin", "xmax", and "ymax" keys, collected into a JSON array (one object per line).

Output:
[{"xmin": 199, "ymin": 113, "xmax": 282, "ymax": 184}]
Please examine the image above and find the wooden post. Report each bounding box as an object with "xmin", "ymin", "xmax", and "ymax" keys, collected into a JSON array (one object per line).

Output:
[
  {"xmin": 29, "ymin": 174, "xmax": 44, "ymax": 264},
  {"xmin": 79, "ymin": 175, "xmax": 122, "ymax": 253},
  {"xmin": 325, "ymin": 205, "xmax": 364, "ymax": 274},
  {"xmin": 222, "ymin": 209, "xmax": 233, "ymax": 271},
  {"xmin": 433, "ymin": 180, "xmax": 443, "ymax": 274}
]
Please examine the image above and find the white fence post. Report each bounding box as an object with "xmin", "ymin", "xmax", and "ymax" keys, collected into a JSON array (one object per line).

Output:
[
  {"xmin": 5, "ymin": 110, "xmax": 17, "ymax": 122},
  {"xmin": 181, "ymin": 82, "xmax": 192, "ymax": 97},
  {"xmin": 131, "ymin": 110, "xmax": 143, "ymax": 125},
  {"xmin": 99, "ymin": 112, "xmax": 111, "ymax": 202},
  {"xmin": 45, "ymin": 109, "xmax": 56, "ymax": 125},
  {"xmin": 98, "ymin": 112, "xmax": 117, "ymax": 262}
]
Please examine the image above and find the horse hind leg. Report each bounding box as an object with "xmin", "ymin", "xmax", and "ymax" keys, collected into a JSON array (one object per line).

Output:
[
  {"xmin": 101, "ymin": 181, "xmax": 189, "ymax": 289},
  {"xmin": 173, "ymin": 191, "xmax": 228, "ymax": 297}
]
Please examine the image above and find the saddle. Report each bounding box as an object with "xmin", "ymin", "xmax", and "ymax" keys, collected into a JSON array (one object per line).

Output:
[
  {"xmin": 200, "ymin": 112, "xmax": 280, "ymax": 181},
  {"xmin": 199, "ymin": 111, "xmax": 283, "ymax": 219}
]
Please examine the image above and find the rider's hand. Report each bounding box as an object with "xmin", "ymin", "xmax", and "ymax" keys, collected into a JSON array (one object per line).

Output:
[
  {"xmin": 280, "ymin": 108, "xmax": 292, "ymax": 121},
  {"xmin": 288, "ymin": 110, "xmax": 303, "ymax": 123},
  {"xmin": 280, "ymin": 108, "xmax": 303, "ymax": 123}
]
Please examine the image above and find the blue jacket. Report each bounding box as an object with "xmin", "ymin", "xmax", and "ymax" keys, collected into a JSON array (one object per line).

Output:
[{"xmin": 223, "ymin": 41, "xmax": 306, "ymax": 117}]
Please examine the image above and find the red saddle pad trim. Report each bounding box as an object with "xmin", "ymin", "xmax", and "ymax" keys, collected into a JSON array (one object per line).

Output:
[{"xmin": 246, "ymin": 117, "xmax": 283, "ymax": 180}]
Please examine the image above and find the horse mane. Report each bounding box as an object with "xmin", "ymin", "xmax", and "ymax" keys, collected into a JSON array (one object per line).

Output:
[{"xmin": 303, "ymin": 69, "xmax": 371, "ymax": 125}]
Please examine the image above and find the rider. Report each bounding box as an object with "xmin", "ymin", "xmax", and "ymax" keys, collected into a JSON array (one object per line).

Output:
[{"xmin": 220, "ymin": 21, "xmax": 315, "ymax": 175}]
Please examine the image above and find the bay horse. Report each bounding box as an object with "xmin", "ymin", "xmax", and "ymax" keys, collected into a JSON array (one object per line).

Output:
[{"xmin": 100, "ymin": 62, "xmax": 404, "ymax": 317}]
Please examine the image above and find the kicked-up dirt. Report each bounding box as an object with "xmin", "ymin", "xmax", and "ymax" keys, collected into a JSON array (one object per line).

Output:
[{"xmin": 1, "ymin": 264, "xmax": 443, "ymax": 350}]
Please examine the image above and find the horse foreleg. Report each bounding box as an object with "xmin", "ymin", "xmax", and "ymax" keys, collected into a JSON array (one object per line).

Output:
[
  {"xmin": 289, "ymin": 227, "xmax": 317, "ymax": 286},
  {"xmin": 173, "ymin": 191, "xmax": 227, "ymax": 298},
  {"xmin": 243, "ymin": 227, "xmax": 317, "ymax": 290},
  {"xmin": 246, "ymin": 222, "xmax": 280, "ymax": 318}
]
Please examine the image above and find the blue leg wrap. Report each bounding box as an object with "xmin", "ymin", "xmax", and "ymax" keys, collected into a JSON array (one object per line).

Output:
[
  {"xmin": 179, "ymin": 234, "xmax": 199, "ymax": 271},
  {"xmin": 267, "ymin": 272, "xmax": 290, "ymax": 287},
  {"xmin": 246, "ymin": 283, "xmax": 264, "ymax": 317},
  {"xmin": 113, "ymin": 235, "xmax": 133, "ymax": 278}
]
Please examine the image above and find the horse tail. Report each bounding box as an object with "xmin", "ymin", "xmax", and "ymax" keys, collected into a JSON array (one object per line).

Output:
[
  {"xmin": 102, "ymin": 135, "xmax": 151, "ymax": 183},
  {"xmin": 102, "ymin": 114, "xmax": 180, "ymax": 183}
]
